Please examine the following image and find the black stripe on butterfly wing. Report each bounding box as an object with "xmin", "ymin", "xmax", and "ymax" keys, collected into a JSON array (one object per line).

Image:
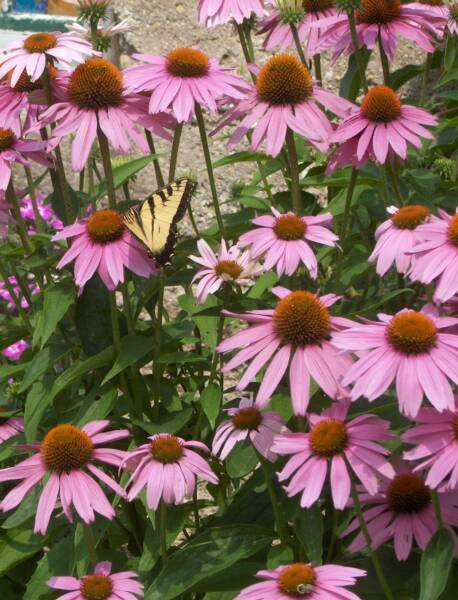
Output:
[
  {"xmin": 123, "ymin": 205, "xmax": 151, "ymax": 248},
  {"xmin": 153, "ymin": 180, "xmax": 197, "ymax": 265}
]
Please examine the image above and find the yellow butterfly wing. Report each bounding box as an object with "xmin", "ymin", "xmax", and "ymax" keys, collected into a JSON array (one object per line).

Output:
[{"xmin": 123, "ymin": 179, "xmax": 196, "ymax": 265}]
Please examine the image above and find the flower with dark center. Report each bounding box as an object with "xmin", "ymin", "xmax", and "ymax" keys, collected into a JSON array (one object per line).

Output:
[
  {"xmin": 274, "ymin": 402, "xmax": 394, "ymax": 508},
  {"xmin": 124, "ymin": 46, "xmax": 250, "ymax": 123},
  {"xmin": 213, "ymin": 397, "xmax": 285, "ymax": 462},
  {"xmin": 312, "ymin": 0, "xmax": 445, "ymax": 64},
  {"xmin": 369, "ymin": 204, "xmax": 434, "ymax": 276},
  {"xmin": 0, "ymin": 31, "xmax": 95, "ymax": 86},
  {"xmin": 409, "ymin": 209, "xmax": 458, "ymax": 304},
  {"xmin": 329, "ymin": 85, "xmax": 437, "ymax": 170},
  {"xmin": 343, "ymin": 462, "xmax": 458, "ymax": 560},
  {"xmin": 212, "ymin": 53, "xmax": 354, "ymax": 157},
  {"xmin": 0, "ymin": 128, "xmax": 51, "ymax": 191},
  {"xmin": 123, "ymin": 433, "xmax": 218, "ymax": 510},
  {"xmin": 218, "ymin": 286, "xmax": 353, "ymax": 415},
  {"xmin": 53, "ymin": 209, "xmax": 157, "ymax": 293},
  {"xmin": 239, "ymin": 207, "xmax": 338, "ymax": 278},
  {"xmin": 190, "ymin": 239, "xmax": 261, "ymax": 304},
  {"xmin": 0, "ymin": 420, "xmax": 129, "ymax": 534},
  {"xmin": 39, "ymin": 59, "xmax": 174, "ymax": 173},
  {"xmin": 333, "ymin": 305, "xmax": 458, "ymax": 417},
  {"xmin": 47, "ymin": 561, "xmax": 144, "ymax": 599},
  {"xmin": 235, "ymin": 561, "xmax": 366, "ymax": 600}
]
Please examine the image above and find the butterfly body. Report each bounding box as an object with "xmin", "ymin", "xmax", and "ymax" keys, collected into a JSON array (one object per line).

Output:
[{"xmin": 123, "ymin": 179, "xmax": 196, "ymax": 266}]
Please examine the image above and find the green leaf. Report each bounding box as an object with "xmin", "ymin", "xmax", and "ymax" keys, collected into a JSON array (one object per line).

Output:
[
  {"xmin": 74, "ymin": 386, "xmax": 118, "ymax": 426},
  {"xmin": 200, "ymin": 383, "xmax": 221, "ymax": 429},
  {"xmin": 247, "ymin": 271, "xmax": 278, "ymax": 299},
  {"xmin": 102, "ymin": 335, "xmax": 151, "ymax": 384},
  {"xmin": 75, "ymin": 276, "xmax": 113, "ymax": 356},
  {"xmin": 48, "ymin": 345, "xmax": 115, "ymax": 403},
  {"xmin": 339, "ymin": 49, "xmax": 371, "ymax": 101},
  {"xmin": 225, "ymin": 440, "xmax": 259, "ymax": 479},
  {"xmin": 33, "ymin": 281, "xmax": 75, "ymax": 349},
  {"xmin": 179, "ymin": 294, "xmax": 220, "ymax": 349},
  {"xmin": 390, "ymin": 64, "xmax": 423, "ymax": 91},
  {"xmin": 1, "ymin": 488, "xmax": 39, "ymax": 529},
  {"xmin": 267, "ymin": 544, "xmax": 294, "ymax": 569},
  {"xmin": 18, "ymin": 344, "xmax": 71, "ymax": 393},
  {"xmin": 213, "ymin": 151, "xmax": 266, "ymax": 169},
  {"xmin": 144, "ymin": 525, "xmax": 274, "ymax": 600},
  {"xmin": 0, "ymin": 526, "xmax": 45, "ymax": 575},
  {"xmin": 131, "ymin": 406, "xmax": 193, "ymax": 435},
  {"xmin": 294, "ymin": 505, "xmax": 323, "ymax": 565},
  {"xmin": 24, "ymin": 377, "xmax": 53, "ymax": 442},
  {"xmin": 419, "ymin": 529, "xmax": 454, "ymax": 600},
  {"xmin": 0, "ymin": 362, "xmax": 28, "ymax": 382},
  {"xmin": 92, "ymin": 155, "xmax": 160, "ymax": 201},
  {"xmin": 23, "ymin": 534, "xmax": 74, "ymax": 600}
]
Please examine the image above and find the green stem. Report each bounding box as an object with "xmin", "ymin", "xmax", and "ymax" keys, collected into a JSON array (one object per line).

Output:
[
  {"xmin": 6, "ymin": 181, "xmax": 33, "ymax": 254},
  {"xmin": 193, "ymin": 487, "xmax": 200, "ymax": 531},
  {"xmin": 97, "ymin": 128, "xmax": 117, "ymax": 209},
  {"xmin": 378, "ymin": 35, "xmax": 390, "ymax": 86},
  {"xmin": 194, "ymin": 103, "xmax": 226, "ymax": 238},
  {"xmin": 121, "ymin": 282, "xmax": 135, "ymax": 335},
  {"xmin": 157, "ymin": 501, "xmax": 168, "ymax": 564},
  {"xmin": 285, "ymin": 129, "xmax": 302, "ymax": 214},
  {"xmin": 431, "ymin": 489, "xmax": 443, "ymax": 529},
  {"xmin": 236, "ymin": 23, "xmax": 256, "ymax": 82},
  {"xmin": 243, "ymin": 20, "xmax": 256, "ymax": 62},
  {"xmin": 152, "ymin": 269, "xmax": 165, "ymax": 419},
  {"xmin": 79, "ymin": 169, "xmax": 85, "ymax": 194},
  {"xmin": 90, "ymin": 19, "xmax": 99, "ymax": 48},
  {"xmin": 168, "ymin": 122, "xmax": 183, "ymax": 183},
  {"xmin": 420, "ymin": 53, "xmax": 432, "ymax": 106},
  {"xmin": 82, "ymin": 522, "xmax": 98, "ymax": 568},
  {"xmin": 109, "ymin": 291, "xmax": 121, "ymax": 353},
  {"xmin": 348, "ymin": 9, "xmax": 368, "ymax": 93},
  {"xmin": 313, "ymin": 54, "xmax": 322, "ymax": 86},
  {"xmin": 209, "ymin": 314, "xmax": 225, "ymax": 384},
  {"xmin": 385, "ymin": 159, "xmax": 402, "ymax": 206},
  {"xmin": 41, "ymin": 70, "xmax": 73, "ymax": 225},
  {"xmin": 259, "ymin": 455, "xmax": 289, "ymax": 545},
  {"xmin": 335, "ymin": 167, "xmax": 358, "ymax": 282},
  {"xmin": 347, "ymin": 466, "xmax": 394, "ymax": 600},
  {"xmin": 24, "ymin": 167, "xmax": 44, "ymax": 232},
  {"xmin": 290, "ymin": 23, "xmax": 307, "ymax": 66},
  {"xmin": 145, "ymin": 129, "xmax": 165, "ymax": 188}
]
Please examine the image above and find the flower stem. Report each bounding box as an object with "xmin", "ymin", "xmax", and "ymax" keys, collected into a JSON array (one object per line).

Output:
[
  {"xmin": 378, "ymin": 35, "xmax": 391, "ymax": 86},
  {"xmin": 385, "ymin": 159, "xmax": 402, "ymax": 206},
  {"xmin": 243, "ymin": 20, "xmax": 256, "ymax": 62},
  {"xmin": 168, "ymin": 122, "xmax": 183, "ymax": 183},
  {"xmin": 40, "ymin": 70, "xmax": 73, "ymax": 225},
  {"xmin": 157, "ymin": 500, "xmax": 168, "ymax": 564},
  {"xmin": 313, "ymin": 54, "xmax": 322, "ymax": 86},
  {"xmin": 97, "ymin": 128, "xmax": 117, "ymax": 209},
  {"xmin": 259, "ymin": 454, "xmax": 289, "ymax": 546},
  {"xmin": 348, "ymin": 9, "xmax": 368, "ymax": 93},
  {"xmin": 82, "ymin": 522, "xmax": 98, "ymax": 568},
  {"xmin": 109, "ymin": 291, "xmax": 121, "ymax": 352},
  {"xmin": 236, "ymin": 23, "xmax": 255, "ymax": 81},
  {"xmin": 194, "ymin": 103, "xmax": 226, "ymax": 238},
  {"xmin": 145, "ymin": 129, "xmax": 165, "ymax": 188},
  {"xmin": 285, "ymin": 129, "xmax": 302, "ymax": 214},
  {"xmin": 348, "ymin": 469, "xmax": 394, "ymax": 600},
  {"xmin": 152, "ymin": 269, "xmax": 165, "ymax": 419},
  {"xmin": 420, "ymin": 53, "xmax": 432, "ymax": 106},
  {"xmin": 431, "ymin": 489, "xmax": 444, "ymax": 529},
  {"xmin": 6, "ymin": 181, "xmax": 33, "ymax": 254},
  {"xmin": 290, "ymin": 23, "xmax": 308, "ymax": 66},
  {"xmin": 335, "ymin": 167, "xmax": 358, "ymax": 282},
  {"xmin": 90, "ymin": 19, "xmax": 99, "ymax": 48},
  {"xmin": 24, "ymin": 166, "xmax": 44, "ymax": 232}
]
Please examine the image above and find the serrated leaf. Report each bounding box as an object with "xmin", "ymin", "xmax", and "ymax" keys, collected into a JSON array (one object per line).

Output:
[
  {"xmin": 145, "ymin": 525, "xmax": 274, "ymax": 600},
  {"xmin": 419, "ymin": 528, "xmax": 454, "ymax": 600}
]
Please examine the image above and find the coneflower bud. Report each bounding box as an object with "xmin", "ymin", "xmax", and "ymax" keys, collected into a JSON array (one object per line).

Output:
[{"xmin": 276, "ymin": 0, "xmax": 305, "ymax": 24}]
